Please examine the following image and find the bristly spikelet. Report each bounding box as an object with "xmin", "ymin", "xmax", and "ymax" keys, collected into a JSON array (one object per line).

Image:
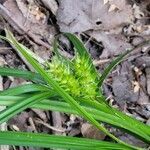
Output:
[
  {"xmin": 73, "ymin": 54, "xmax": 98, "ymax": 99},
  {"xmin": 47, "ymin": 52, "xmax": 99, "ymax": 99},
  {"xmin": 48, "ymin": 56, "xmax": 81, "ymax": 97}
]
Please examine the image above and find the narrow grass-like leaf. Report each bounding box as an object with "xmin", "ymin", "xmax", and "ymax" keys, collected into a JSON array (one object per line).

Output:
[
  {"xmin": 51, "ymin": 35, "xmax": 74, "ymax": 70},
  {"xmin": 0, "ymin": 67, "xmax": 44, "ymax": 83},
  {"xmin": 0, "ymin": 96, "xmax": 24, "ymax": 102},
  {"xmin": 0, "ymin": 97, "xmax": 125, "ymax": 127},
  {"xmin": 0, "ymin": 34, "xmax": 45, "ymax": 64},
  {"xmin": 0, "ymin": 92, "xmax": 51, "ymax": 124},
  {"xmin": 64, "ymin": 33, "xmax": 99, "ymax": 78},
  {"xmin": 20, "ymin": 44, "xmax": 45, "ymax": 64},
  {"xmin": 64, "ymin": 33, "xmax": 91, "ymax": 60},
  {"xmin": 0, "ymin": 131, "xmax": 132, "ymax": 150},
  {"xmin": 0, "ymin": 84, "xmax": 51, "ymax": 96},
  {"xmin": 0, "ymin": 96, "xmax": 149, "ymax": 142}
]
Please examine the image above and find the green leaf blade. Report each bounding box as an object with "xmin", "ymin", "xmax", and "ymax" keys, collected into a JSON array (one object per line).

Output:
[
  {"xmin": 0, "ymin": 67, "xmax": 44, "ymax": 83},
  {"xmin": 0, "ymin": 92, "xmax": 52, "ymax": 124},
  {"xmin": 0, "ymin": 131, "xmax": 132, "ymax": 150},
  {"xmin": 0, "ymin": 84, "xmax": 51, "ymax": 96}
]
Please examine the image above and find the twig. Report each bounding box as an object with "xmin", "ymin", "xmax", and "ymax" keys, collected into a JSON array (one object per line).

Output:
[
  {"xmin": 51, "ymin": 112, "xmax": 65, "ymax": 134},
  {"xmin": 35, "ymin": 119, "xmax": 66, "ymax": 133},
  {"xmin": 93, "ymin": 58, "xmax": 110, "ymax": 66},
  {"xmin": 28, "ymin": 117, "xmax": 37, "ymax": 132}
]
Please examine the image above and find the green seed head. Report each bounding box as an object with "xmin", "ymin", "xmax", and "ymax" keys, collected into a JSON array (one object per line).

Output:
[
  {"xmin": 48, "ymin": 56, "xmax": 81, "ymax": 97},
  {"xmin": 73, "ymin": 54, "xmax": 98, "ymax": 99},
  {"xmin": 47, "ymin": 53, "xmax": 99, "ymax": 99}
]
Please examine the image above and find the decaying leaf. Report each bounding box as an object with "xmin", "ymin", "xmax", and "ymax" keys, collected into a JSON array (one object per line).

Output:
[
  {"xmin": 133, "ymin": 4, "xmax": 144, "ymax": 19},
  {"xmin": 132, "ymin": 81, "xmax": 140, "ymax": 93},
  {"xmin": 146, "ymin": 68, "xmax": 150, "ymax": 96},
  {"xmin": 87, "ymin": 31, "xmax": 132, "ymax": 58},
  {"xmin": 16, "ymin": 0, "xmax": 46, "ymax": 24},
  {"xmin": 103, "ymin": 0, "xmax": 109, "ymax": 5},
  {"xmin": 0, "ymin": 57, "xmax": 7, "ymax": 66},
  {"xmin": 56, "ymin": 0, "xmax": 133, "ymax": 58},
  {"xmin": 57, "ymin": 0, "xmax": 133, "ymax": 32},
  {"xmin": 108, "ymin": 4, "xmax": 118, "ymax": 12},
  {"xmin": 81, "ymin": 123, "xmax": 106, "ymax": 140},
  {"xmin": 0, "ymin": 0, "xmax": 56, "ymax": 48},
  {"xmin": 41, "ymin": 0, "xmax": 58, "ymax": 15}
]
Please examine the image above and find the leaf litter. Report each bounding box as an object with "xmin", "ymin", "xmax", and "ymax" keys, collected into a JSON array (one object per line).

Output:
[{"xmin": 0, "ymin": 0, "xmax": 150, "ymax": 148}]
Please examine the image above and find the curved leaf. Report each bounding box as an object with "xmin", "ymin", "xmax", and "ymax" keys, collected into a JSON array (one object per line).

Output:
[
  {"xmin": 0, "ymin": 67, "xmax": 44, "ymax": 83},
  {"xmin": 0, "ymin": 84, "xmax": 51, "ymax": 96},
  {"xmin": 0, "ymin": 92, "xmax": 52, "ymax": 124},
  {"xmin": 0, "ymin": 131, "xmax": 131, "ymax": 150}
]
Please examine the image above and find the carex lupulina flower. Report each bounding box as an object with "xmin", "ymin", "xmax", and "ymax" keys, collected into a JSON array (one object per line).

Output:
[{"xmin": 47, "ymin": 34, "xmax": 101, "ymax": 100}]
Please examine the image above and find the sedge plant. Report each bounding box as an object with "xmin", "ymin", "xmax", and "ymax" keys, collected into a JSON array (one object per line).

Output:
[{"xmin": 0, "ymin": 29, "xmax": 149, "ymax": 150}]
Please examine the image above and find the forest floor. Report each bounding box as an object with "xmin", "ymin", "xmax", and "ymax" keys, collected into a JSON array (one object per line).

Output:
[{"xmin": 0, "ymin": 0, "xmax": 150, "ymax": 149}]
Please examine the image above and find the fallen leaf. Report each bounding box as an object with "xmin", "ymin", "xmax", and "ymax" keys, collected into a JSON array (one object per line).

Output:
[
  {"xmin": 87, "ymin": 30, "xmax": 132, "ymax": 58},
  {"xmin": 16, "ymin": 0, "xmax": 46, "ymax": 24},
  {"xmin": 57, "ymin": 0, "xmax": 133, "ymax": 32},
  {"xmin": 41, "ymin": 0, "xmax": 58, "ymax": 15},
  {"xmin": 146, "ymin": 68, "xmax": 150, "ymax": 95},
  {"xmin": 108, "ymin": 4, "xmax": 118, "ymax": 12},
  {"xmin": 1, "ymin": 0, "xmax": 55, "ymax": 48},
  {"xmin": 133, "ymin": 67, "xmax": 142, "ymax": 76},
  {"xmin": 133, "ymin": 4, "xmax": 144, "ymax": 19},
  {"xmin": 0, "ymin": 57, "xmax": 7, "ymax": 66},
  {"xmin": 132, "ymin": 81, "xmax": 140, "ymax": 93},
  {"xmin": 81, "ymin": 123, "xmax": 106, "ymax": 140},
  {"xmin": 103, "ymin": 0, "xmax": 109, "ymax": 5}
]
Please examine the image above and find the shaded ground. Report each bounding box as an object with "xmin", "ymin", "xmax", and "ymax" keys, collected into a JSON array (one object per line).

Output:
[{"xmin": 0, "ymin": 0, "xmax": 150, "ymax": 149}]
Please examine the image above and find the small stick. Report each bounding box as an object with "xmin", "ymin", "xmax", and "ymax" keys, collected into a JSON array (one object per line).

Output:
[{"xmin": 35, "ymin": 119, "xmax": 66, "ymax": 133}]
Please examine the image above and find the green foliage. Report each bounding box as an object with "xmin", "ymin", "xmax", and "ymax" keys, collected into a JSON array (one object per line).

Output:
[
  {"xmin": 0, "ymin": 29, "xmax": 149, "ymax": 150},
  {"xmin": 48, "ymin": 52, "xmax": 99, "ymax": 99},
  {"xmin": 73, "ymin": 53, "xmax": 99, "ymax": 99},
  {"xmin": 0, "ymin": 131, "xmax": 132, "ymax": 150},
  {"xmin": 48, "ymin": 56, "xmax": 81, "ymax": 97}
]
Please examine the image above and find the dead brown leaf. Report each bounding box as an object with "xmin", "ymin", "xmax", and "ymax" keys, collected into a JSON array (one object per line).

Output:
[
  {"xmin": 57, "ymin": 0, "xmax": 133, "ymax": 32},
  {"xmin": 0, "ymin": 0, "xmax": 55, "ymax": 48},
  {"xmin": 81, "ymin": 123, "xmax": 106, "ymax": 140},
  {"xmin": 16, "ymin": 0, "xmax": 46, "ymax": 24},
  {"xmin": 87, "ymin": 31, "xmax": 132, "ymax": 58}
]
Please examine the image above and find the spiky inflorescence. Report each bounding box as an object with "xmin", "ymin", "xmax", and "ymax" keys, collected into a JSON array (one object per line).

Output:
[
  {"xmin": 48, "ymin": 56, "xmax": 81, "ymax": 97},
  {"xmin": 47, "ymin": 54, "xmax": 99, "ymax": 99},
  {"xmin": 73, "ymin": 54, "xmax": 98, "ymax": 99}
]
